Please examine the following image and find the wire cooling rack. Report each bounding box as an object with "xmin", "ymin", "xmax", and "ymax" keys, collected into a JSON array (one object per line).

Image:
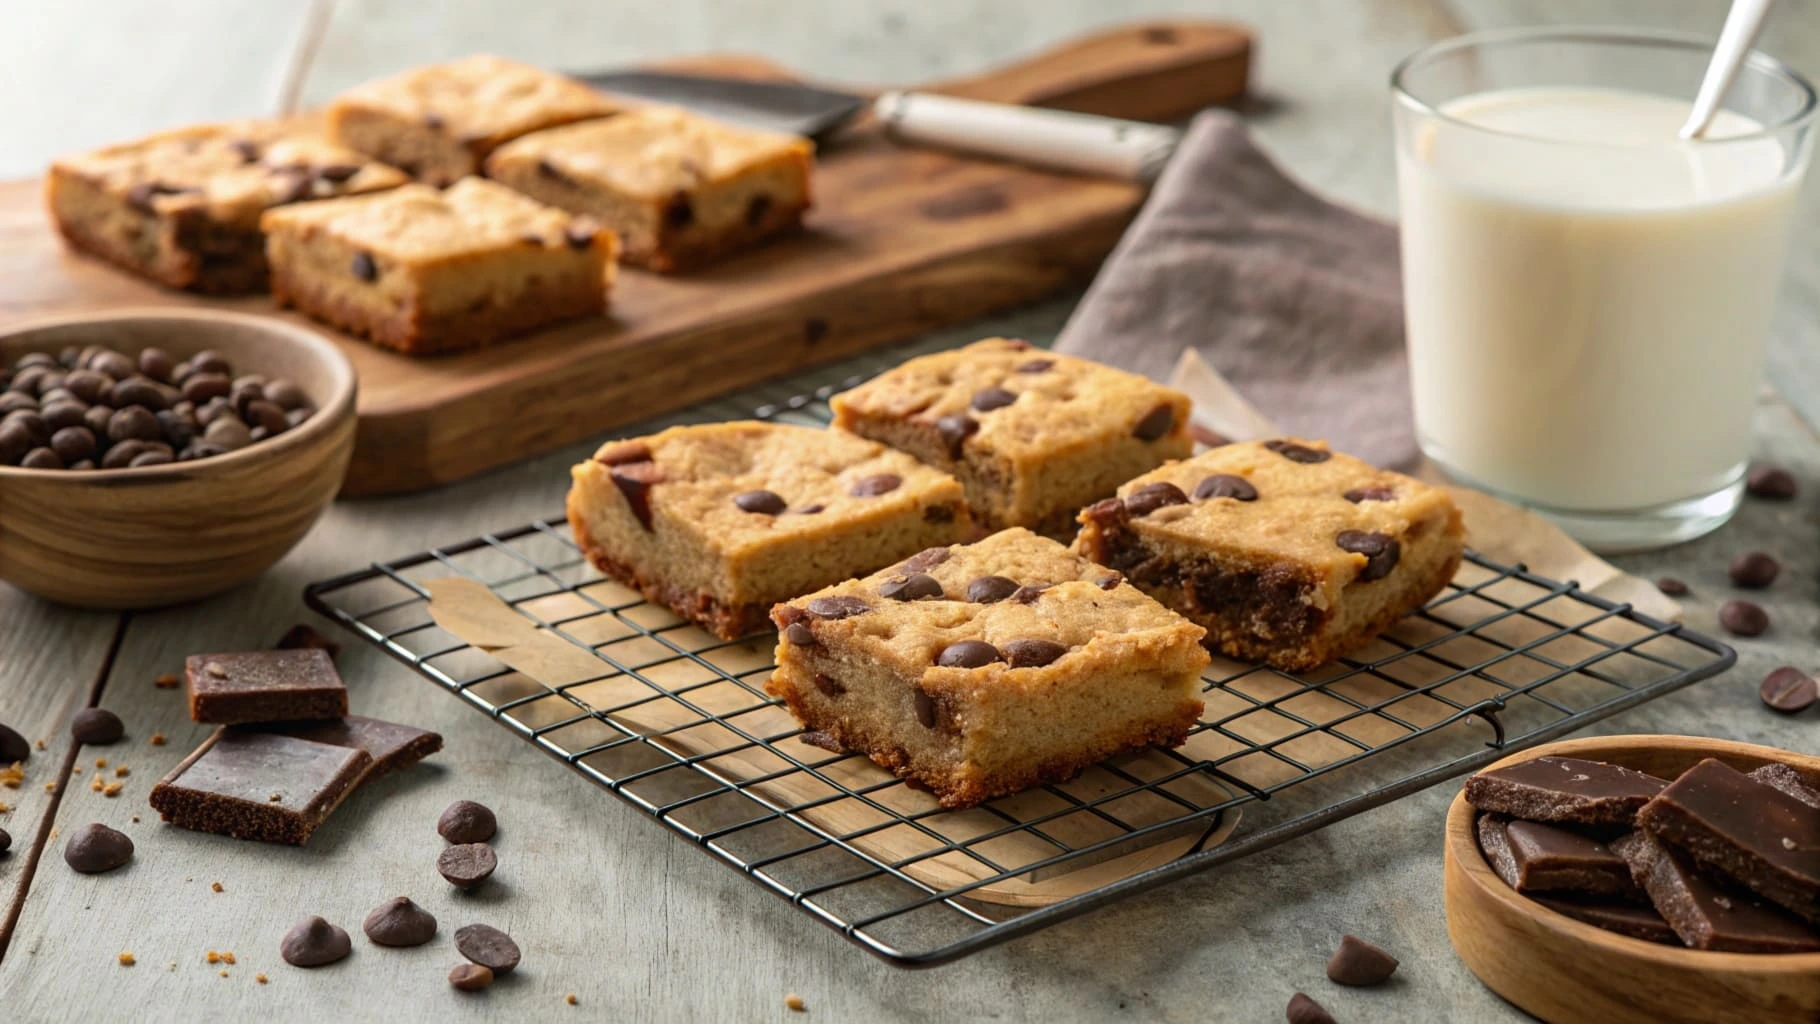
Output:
[{"xmin": 304, "ymin": 353, "xmax": 1735, "ymax": 967}]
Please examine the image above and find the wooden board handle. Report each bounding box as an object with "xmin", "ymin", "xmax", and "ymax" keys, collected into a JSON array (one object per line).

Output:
[{"xmin": 927, "ymin": 20, "xmax": 1252, "ymax": 121}]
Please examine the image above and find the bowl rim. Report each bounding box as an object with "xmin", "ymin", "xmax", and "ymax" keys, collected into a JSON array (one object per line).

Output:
[
  {"xmin": 1446, "ymin": 732, "xmax": 1820, "ymax": 974},
  {"xmin": 0, "ymin": 307, "xmax": 357, "ymax": 481}
]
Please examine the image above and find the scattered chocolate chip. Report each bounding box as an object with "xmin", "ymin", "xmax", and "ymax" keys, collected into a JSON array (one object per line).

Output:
[
  {"xmin": 1132, "ymin": 403, "xmax": 1176, "ymax": 441},
  {"xmin": 966, "ymin": 576, "xmax": 1020, "ymax": 604},
  {"xmin": 1656, "ymin": 577, "xmax": 1690, "ymax": 597},
  {"xmin": 733, "ymin": 489, "xmax": 787, "ymax": 515},
  {"xmin": 850, "ymin": 473, "xmax": 902, "ymax": 497},
  {"xmin": 1126, "ymin": 482, "xmax": 1190, "ymax": 517},
  {"xmin": 1746, "ymin": 465, "xmax": 1797, "ymax": 500},
  {"xmin": 784, "ymin": 622, "xmax": 816, "ymax": 646},
  {"xmin": 1344, "ymin": 485, "xmax": 1396, "ymax": 503},
  {"xmin": 899, "ymin": 548, "xmax": 951, "ymax": 573},
  {"xmin": 807, "ymin": 596, "xmax": 871, "ymax": 620},
  {"xmin": 1009, "ymin": 584, "xmax": 1050, "ymax": 604},
  {"xmin": 914, "ymin": 689, "xmax": 937, "ymax": 728},
  {"xmin": 449, "ymin": 962, "xmax": 494, "ymax": 991},
  {"xmin": 1015, "ymin": 359, "xmax": 1053, "ymax": 374},
  {"xmin": 454, "ymin": 924, "xmax": 520, "ymax": 974},
  {"xmin": 1336, "ymin": 530, "xmax": 1400, "ymax": 582},
  {"xmin": 438, "ymin": 800, "xmax": 497, "ymax": 845},
  {"xmin": 350, "ymin": 251, "xmax": 378, "ymax": 282},
  {"xmin": 936, "ymin": 640, "xmax": 1001, "ymax": 669},
  {"xmin": 71, "ymin": 708, "xmax": 124, "ymax": 745},
  {"xmin": 1286, "ymin": 993, "xmax": 1336, "ymax": 1024},
  {"xmin": 745, "ymin": 193, "xmax": 772, "ymax": 226},
  {"xmin": 0, "ymin": 828, "xmax": 10, "ymax": 855},
  {"xmin": 1327, "ymin": 933, "xmax": 1399, "ymax": 986},
  {"xmin": 1760, "ymin": 667, "xmax": 1817, "ymax": 714},
  {"xmin": 664, "ymin": 193, "xmax": 694, "ymax": 229},
  {"xmin": 277, "ymin": 623, "xmax": 340, "ymax": 659},
  {"xmin": 363, "ymin": 897, "xmax": 438, "ymax": 946},
  {"xmin": 935, "ymin": 414, "xmax": 978, "ymax": 459},
  {"xmin": 1194, "ymin": 474, "xmax": 1258, "ymax": 501},
  {"xmin": 564, "ymin": 223, "xmax": 597, "ymax": 249},
  {"xmin": 64, "ymin": 822, "xmax": 133, "ymax": 873},
  {"xmin": 0, "ymin": 722, "xmax": 28, "ymax": 763},
  {"xmin": 281, "ymin": 916, "xmax": 351, "ymax": 967},
  {"xmin": 1720, "ymin": 600, "xmax": 1770, "ymax": 637},
  {"xmin": 438, "ymin": 842, "xmax": 498, "ymax": 890},
  {"xmin": 1265, "ymin": 439, "xmax": 1329, "ymax": 463},
  {"xmin": 1002, "ymin": 639, "xmax": 1067, "ymax": 668},
  {"xmin": 812, "ymin": 672, "xmax": 845, "ymax": 697},
  {"xmin": 971, "ymin": 386, "xmax": 1017, "ymax": 412},
  {"xmin": 880, "ymin": 573, "xmax": 942, "ymax": 601},
  {"xmin": 609, "ymin": 461, "xmax": 662, "ymax": 531},
  {"xmin": 1729, "ymin": 551, "xmax": 1780, "ymax": 589}
]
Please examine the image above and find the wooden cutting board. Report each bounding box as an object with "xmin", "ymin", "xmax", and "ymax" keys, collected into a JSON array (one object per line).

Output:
[{"xmin": 0, "ymin": 21, "xmax": 1250, "ymax": 496}]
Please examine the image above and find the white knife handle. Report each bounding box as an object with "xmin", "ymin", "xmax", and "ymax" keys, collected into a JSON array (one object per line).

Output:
[{"xmin": 874, "ymin": 91, "xmax": 1181, "ymax": 182}]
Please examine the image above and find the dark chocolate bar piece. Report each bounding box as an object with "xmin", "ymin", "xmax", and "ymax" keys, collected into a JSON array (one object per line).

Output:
[
  {"xmin": 186, "ymin": 649, "xmax": 348, "ymax": 725},
  {"xmin": 1476, "ymin": 812, "xmax": 1642, "ymax": 900},
  {"xmin": 1637, "ymin": 758, "xmax": 1820, "ymax": 924},
  {"xmin": 1535, "ymin": 897, "xmax": 1679, "ymax": 945},
  {"xmin": 1465, "ymin": 755, "xmax": 1667, "ymax": 826},
  {"xmin": 1749, "ymin": 763, "xmax": 1820, "ymax": 810},
  {"xmin": 249, "ymin": 716, "xmax": 442, "ymax": 778},
  {"xmin": 1612, "ymin": 830, "xmax": 1820, "ymax": 953},
  {"xmin": 148, "ymin": 730, "xmax": 371, "ymax": 845}
]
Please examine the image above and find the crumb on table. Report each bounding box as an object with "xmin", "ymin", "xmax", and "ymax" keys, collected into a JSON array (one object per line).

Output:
[
  {"xmin": 94, "ymin": 758, "xmax": 106, "ymax": 769},
  {"xmin": 786, "ymin": 993, "xmax": 806, "ymax": 1012},
  {"xmin": 149, "ymin": 733, "xmax": 167, "ymax": 746},
  {"xmin": 104, "ymin": 782, "xmax": 123, "ymax": 797},
  {"xmin": 566, "ymin": 994, "xmax": 577, "ymax": 1006},
  {"xmin": 256, "ymin": 973, "xmax": 268, "ymax": 985},
  {"xmin": 154, "ymin": 673, "xmax": 180, "ymax": 688},
  {"xmin": 115, "ymin": 765, "xmax": 130, "ymax": 778},
  {"xmin": 211, "ymin": 881, "xmax": 223, "ymax": 893},
  {"xmin": 118, "ymin": 952, "xmax": 135, "ymax": 966}
]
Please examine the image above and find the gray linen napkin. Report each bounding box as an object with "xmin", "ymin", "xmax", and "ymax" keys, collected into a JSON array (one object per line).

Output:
[{"xmin": 1054, "ymin": 110, "xmax": 1415, "ymax": 469}]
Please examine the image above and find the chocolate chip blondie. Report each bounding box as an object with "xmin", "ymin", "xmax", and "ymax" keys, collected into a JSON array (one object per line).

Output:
[
  {"xmin": 485, "ymin": 107, "xmax": 814, "ymax": 271},
  {"xmin": 830, "ymin": 339, "xmax": 1193, "ymax": 536},
  {"xmin": 46, "ymin": 121, "xmax": 407, "ymax": 294},
  {"xmin": 566, "ymin": 421, "xmax": 973, "ymax": 640},
  {"xmin": 1074, "ymin": 438, "xmax": 1465, "ymax": 671},
  {"xmin": 262, "ymin": 178, "xmax": 617, "ymax": 355},
  {"xmin": 327, "ymin": 55, "xmax": 621, "ymax": 185},
  {"xmin": 768, "ymin": 528, "xmax": 1209, "ymax": 809}
]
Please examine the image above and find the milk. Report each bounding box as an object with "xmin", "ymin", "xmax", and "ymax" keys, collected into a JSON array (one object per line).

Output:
[{"xmin": 1397, "ymin": 87, "xmax": 1802, "ymax": 512}]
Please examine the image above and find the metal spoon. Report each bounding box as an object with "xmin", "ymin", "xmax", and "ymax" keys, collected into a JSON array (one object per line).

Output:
[{"xmin": 1680, "ymin": 0, "xmax": 1777, "ymax": 139}]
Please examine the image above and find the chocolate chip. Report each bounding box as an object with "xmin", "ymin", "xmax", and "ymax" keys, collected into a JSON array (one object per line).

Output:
[
  {"xmin": 1720, "ymin": 599, "xmax": 1770, "ymax": 637},
  {"xmin": 880, "ymin": 573, "xmax": 942, "ymax": 601},
  {"xmin": 935, "ymin": 414, "xmax": 978, "ymax": 459},
  {"xmin": 281, "ymin": 916, "xmax": 351, "ymax": 967},
  {"xmin": 423, "ymin": 113, "xmax": 446, "ymax": 131},
  {"xmin": 454, "ymin": 923, "xmax": 520, "ymax": 974},
  {"xmin": 914, "ymin": 688, "xmax": 937, "ymax": 728},
  {"xmin": 936, "ymin": 640, "xmax": 1001, "ymax": 668},
  {"xmin": 746, "ymin": 193, "xmax": 772, "ymax": 226},
  {"xmin": 1015, "ymin": 359, "xmax": 1053, "ymax": 374},
  {"xmin": 1344, "ymin": 485, "xmax": 1396, "ymax": 503},
  {"xmin": 850, "ymin": 473, "xmax": 902, "ymax": 497},
  {"xmin": 1009, "ymin": 584, "xmax": 1050, "ymax": 604},
  {"xmin": 107, "ymin": 405, "xmax": 160, "ymax": 443},
  {"xmin": 1096, "ymin": 575, "xmax": 1122, "ymax": 590},
  {"xmin": 1656, "ymin": 577, "xmax": 1690, "ymax": 597},
  {"xmin": 1002, "ymin": 639, "xmax": 1067, "ymax": 668},
  {"xmin": 1746, "ymin": 465, "xmax": 1797, "ymax": 500},
  {"xmin": 923, "ymin": 505, "xmax": 955, "ymax": 524},
  {"xmin": 1194, "ymin": 474, "xmax": 1257, "ymax": 501},
  {"xmin": 1132, "ymin": 403, "xmax": 1176, "ymax": 441},
  {"xmin": 230, "ymin": 139, "xmax": 260, "ymax": 163},
  {"xmin": 437, "ymin": 800, "xmax": 496, "ymax": 845},
  {"xmin": 812, "ymin": 672, "xmax": 845, "ymax": 697},
  {"xmin": 264, "ymin": 380, "xmax": 309, "ymax": 411},
  {"xmin": 0, "ymin": 828, "xmax": 9, "ymax": 855},
  {"xmin": 124, "ymin": 182, "xmax": 178, "ymax": 214},
  {"xmin": 130, "ymin": 450, "xmax": 173, "ymax": 468},
  {"xmin": 182, "ymin": 373, "xmax": 232, "ymax": 404},
  {"xmin": 1760, "ymin": 667, "xmax": 1817, "ymax": 714},
  {"xmin": 1729, "ymin": 551, "xmax": 1780, "ymax": 589},
  {"xmin": 363, "ymin": 897, "xmax": 438, "ymax": 947},
  {"xmin": 733, "ymin": 490, "xmax": 787, "ymax": 515},
  {"xmin": 100, "ymin": 440, "xmax": 151, "ymax": 469},
  {"xmin": 784, "ymin": 622, "xmax": 816, "ymax": 646},
  {"xmin": 1336, "ymin": 530, "xmax": 1400, "ymax": 581},
  {"xmin": 1265, "ymin": 439, "xmax": 1330, "ymax": 463},
  {"xmin": 350, "ymin": 251, "xmax": 378, "ymax": 282},
  {"xmin": 565, "ymin": 223, "xmax": 597, "ymax": 249},
  {"xmin": 449, "ymin": 963, "xmax": 494, "ymax": 991},
  {"xmin": 664, "ymin": 193, "xmax": 694, "ymax": 229},
  {"xmin": 0, "ymin": 722, "xmax": 28, "ymax": 764},
  {"xmin": 1286, "ymin": 993, "xmax": 1336, "ymax": 1024},
  {"xmin": 594, "ymin": 441, "xmax": 651, "ymax": 466},
  {"xmin": 966, "ymin": 576, "xmax": 1020, "ymax": 604},
  {"xmin": 70, "ymin": 707, "xmax": 124, "ymax": 745},
  {"xmin": 609, "ymin": 461, "xmax": 662, "ymax": 531},
  {"xmin": 316, "ymin": 164, "xmax": 361, "ymax": 183},
  {"xmin": 971, "ymin": 387, "xmax": 1017, "ymax": 412},
  {"xmin": 1327, "ymin": 933, "xmax": 1399, "ymax": 986},
  {"xmin": 438, "ymin": 842, "xmax": 498, "ymax": 890},
  {"xmin": 137, "ymin": 347, "xmax": 175, "ymax": 382},
  {"xmin": 20, "ymin": 447, "xmax": 61, "ymax": 470},
  {"xmin": 899, "ymin": 547, "xmax": 951, "ymax": 573},
  {"xmin": 1125, "ymin": 482, "xmax": 1189, "ymax": 517},
  {"xmin": 63, "ymin": 822, "xmax": 133, "ymax": 874},
  {"xmin": 807, "ymin": 596, "xmax": 870, "ymax": 620}
]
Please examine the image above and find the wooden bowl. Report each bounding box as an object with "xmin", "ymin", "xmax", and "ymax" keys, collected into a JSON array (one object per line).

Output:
[
  {"xmin": 0, "ymin": 309, "xmax": 356, "ymax": 609},
  {"xmin": 1445, "ymin": 734, "xmax": 1820, "ymax": 1024}
]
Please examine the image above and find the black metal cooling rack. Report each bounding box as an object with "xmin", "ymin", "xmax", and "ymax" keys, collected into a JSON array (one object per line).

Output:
[{"xmin": 303, "ymin": 360, "xmax": 1735, "ymax": 968}]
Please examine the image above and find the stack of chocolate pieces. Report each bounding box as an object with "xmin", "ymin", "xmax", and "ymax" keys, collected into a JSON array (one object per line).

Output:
[
  {"xmin": 1466, "ymin": 754, "xmax": 1820, "ymax": 953},
  {"xmin": 149, "ymin": 637, "xmax": 441, "ymax": 845}
]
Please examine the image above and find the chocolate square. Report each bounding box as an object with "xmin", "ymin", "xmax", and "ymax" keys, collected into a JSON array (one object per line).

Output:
[
  {"xmin": 1637, "ymin": 758, "xmax": 1820, "ymax": 924},
  {"xmin": 185, "ymin": 649, "xmax": 348, "ymax": 725},
  {"xmin": 148, "ymin": 730, "xmax": 371, "ymax": 845},
  {"xmin": 1477, "ymin": 812, "xmax": 1642, "ymax": 900}
]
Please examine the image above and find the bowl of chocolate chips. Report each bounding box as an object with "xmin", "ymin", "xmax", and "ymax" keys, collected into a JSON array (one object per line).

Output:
[{"xmin": 0, "ymin": 309, "xmax": 355, "ymax": 608}]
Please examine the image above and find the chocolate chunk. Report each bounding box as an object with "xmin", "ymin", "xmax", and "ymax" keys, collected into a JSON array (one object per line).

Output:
[
  {"xmin": 454, "ymin": 923, "xmax": 520, "ymax": 974},
  {"xmin": 1264, "ymin": 439, "xmax": 1329, "ymax": 463},
  {"xmin": 914, "ymin": 688, "xmax": 937, "ymax": 728},
  {"xmin": 1015, "ymin": 358, "xmax": 1053, "ymax": 374},
  {"xmin": 807, "ymin": 596, "xmax": 870, "ymax": 620},
  {"xmin": 423, "ymin": 113, "xmax": 446, "ymax": 131},
  {"xmin": 936, "ymin": 640, "xmax": 1001, "ymax": 669},
  {"xmin": 935, "ymin": 414, "xmax": 977, "ymax": 458},
  {"xmin": 879, "ymin": 573, "xmax": 942, "ymax": 601},
  {"xmin": 316, "ymin": 164, "xmax": 361, "ymax": 183},
  {"xmin": 609, "ymin": 460, "xmax": 662, "ymax": 531},
  {"xmin": 966, "ymin": 576, "xmax": 1020, "ymax": 604},
  {"xmin": 784, "ymin": 622, "xmax": 816, "ymax": 646},
  {"xmin": 1613, "ymin": 829, "xmax": 1820, "ymax": 952},
  {"xmin": 1720, "ymin": 600, "xmax": 1769, "ymax": 637},
  {"xmin": 148, "ymin": 730, "xmax": 372, "ymax": 845},
  {"xmin": 812, "ymin": 673, "xmax": 845, "ymax": 698},
  {"xmin": 1749, "ymin": 764, "xmax": 1820, "ymax": 809},
  {"xmin": 1002, "ymin": 639, "xmax": 1067, "ymax": 668},
  {"xmin": 1534, "ymin": 897, "xmax": 1679, "ymax": 944},
  {"xmin": 276, "ymin": 623, "xmax": 340, "ymax": 659},
  {"xmin": 1746, "ymin": 465, "xmax": 1797, "ymax": 500},
  {"xmin": 185, "ymin": 649, "xmax": 347, "ymax": 725},
  {"xmin": 439, "ymin": 800, "xmax": 497, "ymax": 844},
  {"xmin": 1335, "ymin": 530, "xmax": 1400, "ymax": 582},
  {"xmin": 449, "ymin": 963, "xmax": 494, "ymax": 991},
  {"xmin": 20, "ymin": 447, "xmax": 61, "ymax": 469},
  {"xmin": 792, "ymin": 503, "xmax": 825, "ymax": 515},
  {"xmin": 107, "ymin": 405, "xmax": 159, "ymax": 443},
  {"xmin": 745, "ymin": 193, "xmax": 772, "ymax": 227},
  {"xmin": 1009, "ymin": 584, "xmax": 1050, "ymax": 604},
  {"xmin": 1325, "ymin": 933, "xmax": 1398, "ymax": 986},
  {"xmin": 438, "ymin": 842, "xmax": 498, "ymax": 890},
  {"xmin": 899, "ymin": 547, "xmax": 951, "ymax": 573},
  {"xmin": 1343, "ymin": 485, "xmax": 1395, "ymax": 503},
  {"xmin": 0, "ymin": 722, "xmax": 28, "ymax": 763},
  {"xmin": 1285, "ymin": 993, "xmax": 1335, "ymax": 1024},
  {"xmin": 594, "ymin": 441, "xmax": 650, "ymax": 465},
  {"xmin": 1131, "ymin": 403, "xmax": 1175, "ymax": 441},
  {"xmin": 565, "ymin": 223, "xmax": 597, "ymax": 249},
  {"xmin": 349, "ymin": 250, "xmax": 378, "ymax": 282},
  {"xmin": 64, "ymin": 822, "xmax": 133, "ymax": 873},
  {"xmin": 230, "ymin": 139, "xmax": 260, "ymax": 163},
  {"xmin": 1465, "ymin": 755, "xmax": 1667, "ymax": 826},
  {"xmin": 70, "ymin": 707, "xmax": 124, "ymax": 745},
  {"xmin": 364, "ymin": 897, "xmax": 438, "ymax": 946},
  {"xmin": 1655, "ymin": 577, "xmax": 1689, "ymax": 597},
  {"xmin": 664, "ymin": 193, "xmax": 694, "ymax": 228},
  {"xmin": 1729, "ymin": 551, "xmax": 1780, "ymax": 589},
  {"xmin": 252, "ymin": 716, "xmax": 441, "ymax": 778},
  {"xmin": 970, "ymin": 386, "xmax": 1017, "ymax": 412},
  {"xmin": 1096, "ymin": 574, "xmax": 1122, "ymax": 591},
  {"xmin": 1760, "ymin": 668, "xmax": 1818, "ymax": 714},
  {"xmin": 1194, "ymin": 474, "xmax": 1257, "ymax": 501},
  {"xmin": 733, "ymin": 489, "xmax": 787, "ymax": 515},
  {"xmin": 1636, "ymin": 758, "xmax": 1820, "ymax": 924},
  {"xmin": 850, "ymin": 473, "xmax": 901, "ymax": 497},
  {"xmin": 1125, "ymin": 482, "xmax": 1189, "ymax": 517},
  {"xmin": 281, "ymin": 916, "xmax": 352, "ymax": 967},
  {"xmin": 0, "ymin": 828, "xmax": 9, "ymax": 855},
  {"xmin": 1476, "ymin": 813, "xmax": 1643, "ymax": 899}
]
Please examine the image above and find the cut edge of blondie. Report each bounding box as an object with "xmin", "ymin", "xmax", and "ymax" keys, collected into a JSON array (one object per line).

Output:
[{"xmin": 567, "ymin": 504, "xmax": 774, "ymax": 640}]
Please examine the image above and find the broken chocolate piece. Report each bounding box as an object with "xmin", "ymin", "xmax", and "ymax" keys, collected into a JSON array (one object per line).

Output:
[
  {"xmin": 185, "ymin": 649, "xmax": 347, "ymax": 725},
  {"xmin": 1499, "ymin": 817, "xmax": 1644, "ymax": 900},
  {"xmin": 1534, "ymin": 897, "xmax": 1679, "ymax": 945},
  {"xmin": 250, "ymin": 715, "xmax": 442, "ymax": 778},
  {"xmin": 1325, "ymin": 934, "xmax": 1398, "ymax": 986},
  {"xmin": 148, "ymin": 730, "xmax": 371, "ymax": 845},
  {"xmin": 1748, "ymin": 763, "xmax": 1820, "ymax": 810},
  {"xmin": 1464, "ymin": 755, "xmax": 1667, "ymax": 826},
  {"xmin": 1613, "ymin": 829, "xmax": 1820, "ymax": 953}
]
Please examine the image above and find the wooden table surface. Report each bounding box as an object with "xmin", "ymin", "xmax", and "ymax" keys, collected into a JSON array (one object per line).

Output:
[{"xmin": 3, "ymin": 3, "xmax": 1818, "ymax": 1021}]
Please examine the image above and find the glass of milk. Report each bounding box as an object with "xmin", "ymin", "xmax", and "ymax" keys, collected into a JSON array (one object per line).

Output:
[{"xmin": 1392, "ymin": 28, "xmax": 1815, "ymax": 552}]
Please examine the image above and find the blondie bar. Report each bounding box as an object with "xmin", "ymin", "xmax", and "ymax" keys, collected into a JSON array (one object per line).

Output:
[
  {"xmin": 567, "ymin": 421, "xmax": 973, "ymax": 640},
  {"xmin": 262, "ymin": 178, "xmax": 617, "ymax": 354},
  {"xmin": 46, "ymin": 122, "xmax": 406, "ymax": 293},
  {"xmin": 768, "ymin": 528, "xmax": 1209, "ymax": 809},
  {"xmin": 486, "ymin": 107, "xmax": 814, "ymax": 271},
  {"xmin": 326, "ymin": 55, "xmax": 621, "ymax": 185},
  {"xmin": 830, "ymin": 339, "xmax": 1193, "ymax": 536},
  {"xmin": 1074, "ymin": 438, "xmax": 1464, "ymax": 670}
]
